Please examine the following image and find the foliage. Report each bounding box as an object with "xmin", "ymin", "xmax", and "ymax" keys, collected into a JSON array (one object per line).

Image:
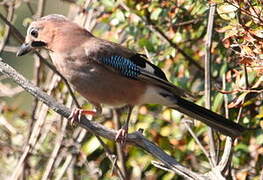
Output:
[{"xmin": 0, "ymin": 0, "xmax": 262, "ymax": 179}]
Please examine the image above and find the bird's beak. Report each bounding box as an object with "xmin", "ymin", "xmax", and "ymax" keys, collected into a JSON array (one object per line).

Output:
[
  {"xmin": 17, "ymin": 41, "xmax": 47, "ymax": 56},
  {"xmin": 16, "ymin": 43, "xmax": 32, "ymax": 56}
]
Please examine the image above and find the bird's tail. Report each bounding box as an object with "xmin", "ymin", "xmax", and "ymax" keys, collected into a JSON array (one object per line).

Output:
[{"xmin": 168, "ymin": 94, "xmax": 246, "ymax": 138}]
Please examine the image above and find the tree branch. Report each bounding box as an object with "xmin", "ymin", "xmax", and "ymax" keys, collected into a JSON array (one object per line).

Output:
[
  {"xmin": 0, "ymin": 59, "xmax": 207, "ymax": 179},
  {"xmin": 205, "ymin": 3, "xmax": 217, "ymax": 167}
]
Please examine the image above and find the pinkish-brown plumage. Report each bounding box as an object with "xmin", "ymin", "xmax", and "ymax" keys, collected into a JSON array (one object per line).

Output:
[
  {"xmin": 17, "ymin": 14, "xmax": 246, "ymax": 141},
  {"xmin": 26, "ymin": 15, "xmax": 149, "ymax": 107}
]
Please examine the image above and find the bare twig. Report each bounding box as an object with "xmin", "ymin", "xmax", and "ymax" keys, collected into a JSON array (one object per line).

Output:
[
  {"xmin": 243, "ymin": 64, "xmax": 249, "ymax": 89},
  {"xmin": 0, "ymin": 3, "xmax": 14, "ymax": 54},
  {"xmin": 146, "ymin": 16, "xmax": 204, "ymax": 73},
  {"xmin": 1, "ymin": 45, "xmax": 19, "ymax": 53},
  {"xmin": 152, "ymin": 161, "xmax": 175, "ymax": 173},
  {"xmin": 247, "ymin": 0, "xmax": 260, "ymax": 19},
  {"xmin": 95, "ymin": 134, "xmax": 126, "ymax": 180},
  {"xmin": 183, "ymin": 120, "xmax": 212, "ymax": 167},
  {"xmin": 218, "ymin": 73, "xmax": 234, "ymax": 175},
  {"xmin": 172, "ymin": 17, "xmax": 204, "ymax": 27},
  {"xmin": 118, "ymin": 1, "xmax": 205, "ymax": 74},
  {"xmin": 113, "ymin": 109, "xmax": 128, "ymax": 179},
  {"xmin": 0, "ymin": 12, "xmax": 24, "ymax": 43},
  {"xmin": 11, "ymin": 73, "xmax": 59, "ymax": 180},
  {"xmin": 26, "ymin": 2, "xmax": 35, "ymax": 15},
  {"xmin": 0, "ymin": 115, "xmax": 17, "ymax": 134},
  {"xmin": 41, "ymin": 117, "xmax": 68, "ymax": 180},
  {"xmin": 26, "ymin": 0, "xmax": 46, "ymax": 169},
  {"xmin": 260, "ymin": 168, "xmax": 263, "ymax": 180},
  {"xmin": 35, "ymin": 0, "xmax": 46, "ymax": 18},
  {"xmin": 218, "ymin": 61, "xmax": 251, "ymax": 176},
  {"xmin": 205, "ymin": 3, "xmax": 217, "ymax": 167},
  {"xmin": 0, "ymin": 82, "xmax": 23, "ymax": 97},
  {"xmin": 55, "ymin": 153, "xmax": 74, "ymax": 180},
  {"xmin": 224, "ymin": 0, "xmax": 263, "ymax": 24}
]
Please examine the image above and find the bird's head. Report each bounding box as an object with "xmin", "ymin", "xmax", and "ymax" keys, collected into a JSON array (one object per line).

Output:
[{"xmin": 17, "ymin": 14, "xmax": 84, "ymax": 56}]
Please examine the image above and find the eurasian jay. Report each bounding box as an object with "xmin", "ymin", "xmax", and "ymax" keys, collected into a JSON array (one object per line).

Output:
[{"xmin": 17, "ymin": 14, "xmax": 246, "ymax": 143}]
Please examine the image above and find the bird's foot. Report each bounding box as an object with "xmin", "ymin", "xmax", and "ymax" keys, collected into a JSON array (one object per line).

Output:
[
  {"xmin": 115, "ymin": 126, "xmax": 128, "ymax": 145},
  {"xmin": 69, "ymin": 108, "xmax": 97, "ymax": 125}
]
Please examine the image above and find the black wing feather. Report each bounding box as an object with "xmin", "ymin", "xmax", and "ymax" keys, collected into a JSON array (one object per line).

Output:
[{"xmin": 129, "ymin": 54, "xmax": 168, "ymax": 81}]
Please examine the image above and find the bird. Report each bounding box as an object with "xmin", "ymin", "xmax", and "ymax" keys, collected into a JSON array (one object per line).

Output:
[{"xmin": 17, "ymin": 14, "xmax": 246, "ymax": 143}]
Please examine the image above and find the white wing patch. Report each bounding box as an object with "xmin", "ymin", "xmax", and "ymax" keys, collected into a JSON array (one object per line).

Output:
[
  {"xmin": 138, "ymin": 86, "xmax": 174, "ymax": 106},
  {"xmin": 144, "ymin": 61, "xmax": 155, "ymax": 73}
]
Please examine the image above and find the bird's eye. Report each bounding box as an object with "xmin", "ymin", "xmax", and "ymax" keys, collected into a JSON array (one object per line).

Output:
[{"xmin": 30, "ymin": 29, "xmax": 38, "ymax": 38}]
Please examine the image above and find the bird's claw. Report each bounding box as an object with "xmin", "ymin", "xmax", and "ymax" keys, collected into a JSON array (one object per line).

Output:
[
  {"xmin": 115, "ymin": 127, "xmax": 128, "ymax": 145},
  {"xmin": 69, "ymin": 108, "xmax": 97, "ymax": 126},
  {"xmin": 69, "ymin": 108, "xmax": 82, "ymax": 126}
]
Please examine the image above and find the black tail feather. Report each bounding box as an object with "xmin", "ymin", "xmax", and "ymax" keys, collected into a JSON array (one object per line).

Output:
[{"xmin": 171, "ymin": 95, "xmax": 246, "ymax": 138}]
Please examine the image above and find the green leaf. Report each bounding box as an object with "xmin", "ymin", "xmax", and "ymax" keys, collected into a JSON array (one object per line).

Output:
[
  {"xmin": 217, "ymin": 3, "xmax": 237, "ymax": 20},
  {"xmin": 150, "ymin": 8, "xmax": 162, "ymax": 20},
  {"xmin": 219, "ymin": 62, "xmax": 228, "ymax": 76},
  {"xmin": 101, "ymin": 0, "xmax": 115, "ymax": 8},
  {"xmin": 82, "ymin": 137, "xmax": 100, "ymax": 154},
  {"xmin": 115, "ymin": 9, "xmax": 125, "ymax": 22},
  {"xmin": 212, "ymin": 93, "xmax": 224, "ymax": 112},
  {"xmin": 235, "ymin": 143, "xmax": 249, "ymax": 152},
  {"xmin": 138, "ymin": 38, "xmax": 155, "ymax": 52},
  {"xmin": 256, "ymin": 133, "xmax": 263, "ymax": 145}
]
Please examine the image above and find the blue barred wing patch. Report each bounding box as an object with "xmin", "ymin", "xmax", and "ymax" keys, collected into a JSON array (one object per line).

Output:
[{"xmin": 101, "ymin": 56, "xmax": 141, "ymax": 79}]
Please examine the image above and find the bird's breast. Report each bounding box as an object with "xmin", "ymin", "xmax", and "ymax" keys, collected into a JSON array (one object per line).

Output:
[
  {"xmin": 49, "ymin": 54, "xmax": 147, "ymax": 107},
  {"xmin": 71, "ymin": 63, "xmax": 148, "ymax": 106}
]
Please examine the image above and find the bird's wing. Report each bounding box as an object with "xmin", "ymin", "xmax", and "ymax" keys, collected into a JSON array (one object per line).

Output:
[
  {"xmin": 85, "ymin": 40, "xmax": 193, "ymax": 99},
  {"xmin": 130, "ymin": 54, "xmax": 194, "ymax": 99}
]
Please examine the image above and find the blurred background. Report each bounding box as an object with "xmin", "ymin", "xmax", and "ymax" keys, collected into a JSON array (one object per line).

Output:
[{"xmin": 0, "ymin": 0, "xmax": 262, "ymax": 179}]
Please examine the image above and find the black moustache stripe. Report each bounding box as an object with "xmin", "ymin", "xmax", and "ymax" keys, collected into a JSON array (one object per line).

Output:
[{"xmin": 31, "ymin": 41, "xmax": 47, "ymax": 47}]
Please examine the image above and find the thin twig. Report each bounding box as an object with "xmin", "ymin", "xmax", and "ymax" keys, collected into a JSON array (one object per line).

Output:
[
  {"xmin": 0, "ymin": 115, "xmax": 17, "ymax": 134},
  {"xmin": 218, "ymin": 73, "xmax": 234, "ymax": 175},
  {"xmin": 224, "ymin": 0, "xmax": 263, "ymax": 24},
  {"xmin": 205, "ymin": 3, "xmax": 217, "ymax": 167},
  {"xmin": 0, "ymin": 3, "xmax": 14, "ymax": 54},
  {"xmin": 28, "ymin": 55, "xmax": 42, "ymax": 142},
  {"xmin": 247, "ymin": 0, "xmax": 260, "ymax": 19},
  {"xmin": 219, "ymin": 63, "xmax": 251, "ymax": 176},
  {"xmin": 55, "ymin": 153, "xmax": 74, "ymax": 180},
  {"xmin": 35, "ymin": 74, "xmax": 61, "ymax": 147},
  {"xmin": 118, "ymin": 1, "xmax": 205, "ymax": 74},
  {"xmin": 152, "ymin": 161, "xmax": 175, "ymax": 173},
  {"xmin": 183, "ymin": 120, "xmax": 212, "ymax": 167},
  {"xmin": 146, "ymin": 16, "xmax": 204, "ymax": 73},
  {"xmin": 0, "ymin": 12, "xmax": 24, "ymax": 42},
  {"xmin": 1, "ymin": 45, "xmax": 19, "ymax": 53},
  {"xmin": 41, "ymin": 117, "xmax": 68, "ymax": 180},
  {"xmin": 0, "ymin": 82, "xmax": 23, "ymax": 97},
  {"xmin": 243, "ymin": 64, "xmax": 249, "ymax": 89},
  {"xmin": 26, "ymin": 2, "xmax": 35, "ymax": 15},
  {"xmin": 35, "ymin": 0, "xmax": 46, "ymax": 18},
  {"xmin": 172, "ymin": 17, "xmax": 204, "ymax": 27},
  {"xmin": 113, "ymin": 109, "xmax": 128, "ymax": 179},
  {"xmin": 10, "ymin": 73, "xmax": 59, "ymax": 179},
  {"xmin": 26, "ymin": 0, "xmax": 44, "ymax": 169},
  {"xmin": 95, "ymin": 134, "xmax": 126, "ymax": 180}
]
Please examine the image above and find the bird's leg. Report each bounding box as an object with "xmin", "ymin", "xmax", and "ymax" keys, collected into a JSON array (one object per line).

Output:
[
  {"xmin": 69, "ymin": 104, "xmax": 102, "ymax": 125},
  {"xmin": 115, "ymin": 106, "xmax": 133, "ymax": 144}
]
